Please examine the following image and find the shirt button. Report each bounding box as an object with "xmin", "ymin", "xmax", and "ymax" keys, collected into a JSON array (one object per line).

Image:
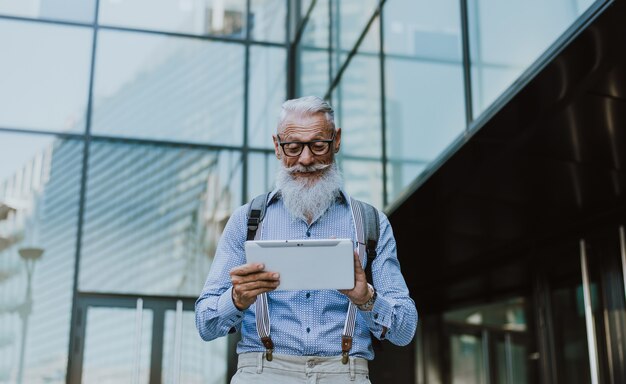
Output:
[
  {"xmin": 373, "ymin": 313, "xmax": 379, "ymax": 319},
  {"xmin": 306, "ymin": 327, "xmax": 310, "ymax": 333},
  {"xmin": 307, "ymin": 361, "xmax": 315, "ymax": 368},
  {"xmin": 306, "ymin": 292, "xmax": 310, "ymax": 299},
  {"xmin": 306, "ymin": 230, "xmax": 311, "ymax": 237}
]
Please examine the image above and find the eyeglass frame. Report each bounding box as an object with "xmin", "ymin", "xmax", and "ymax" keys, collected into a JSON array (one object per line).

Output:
[{"xmin": 276, "ymin": 131, "xmax": 337, "ymax": 157}]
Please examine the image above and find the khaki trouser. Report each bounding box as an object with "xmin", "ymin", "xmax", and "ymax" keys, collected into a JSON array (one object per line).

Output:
[{"xmin": 231, "ymin": 352, "xmax": 372, "ymax": 384}]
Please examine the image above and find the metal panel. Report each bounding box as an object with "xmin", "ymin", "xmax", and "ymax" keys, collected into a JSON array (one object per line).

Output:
[{"xmin": 580, "ymin": 239, "xmax": 600, "ymax": 384}]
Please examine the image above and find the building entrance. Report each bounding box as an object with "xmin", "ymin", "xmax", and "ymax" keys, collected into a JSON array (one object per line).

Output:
[{"xmin": 68, "ymin": 293, "xmax": 204, "ymax": 384}]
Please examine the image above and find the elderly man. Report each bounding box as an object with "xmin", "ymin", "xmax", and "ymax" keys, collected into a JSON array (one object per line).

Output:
[{"xmin": 196, "ymin": 96, "xmax": 417, "ymax": 383}]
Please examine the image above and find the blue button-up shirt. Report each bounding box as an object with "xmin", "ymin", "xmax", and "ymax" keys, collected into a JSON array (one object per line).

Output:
[{"xmin": 195, "ymin": 190, "xmax": 417, "ymax": 359}]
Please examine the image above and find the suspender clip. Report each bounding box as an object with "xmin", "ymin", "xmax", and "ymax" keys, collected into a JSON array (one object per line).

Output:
[
  {"xmin": 341, "ymin": 335, "xmax": 353, "ymax": 365},
  {"xmin": 261, "ymin": 336, "xmax": 274, "ymax": 361}
]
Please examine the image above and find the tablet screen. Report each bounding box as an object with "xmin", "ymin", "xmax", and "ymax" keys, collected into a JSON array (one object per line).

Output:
[{"xmin": 244, "ymin": 238, "xmax": 355, "ymax": 290}]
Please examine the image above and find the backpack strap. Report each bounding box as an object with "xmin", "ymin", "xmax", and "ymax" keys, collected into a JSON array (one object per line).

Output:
[
  {"xmin": 350, "ymin": 199, "xmax": 380, "ymax": 285},
  {"xmin": 247, "ymin": 193, "xmax": 270, "ymax": 241}
]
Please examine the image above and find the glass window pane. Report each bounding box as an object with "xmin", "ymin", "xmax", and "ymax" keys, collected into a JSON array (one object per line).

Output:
[
  {"xmin": 91, "ymin": 30, "xmax": 245, "ymax": 145},
  {"xmin": 341, "ymin": 159, "xmax": 383, "ymax": 209},
  {"xmin": 0, "ymin": 20, "xmax": 92, "ymax": 133},
  {"xmin": 0, "ymin": 0, "xmax": 95, "ymax": 23},
  {"xmin": 82, "ymin": 306, "xmax": 153, "ymax": 384},
  {"xmin": 331, "ymin": 3, "xmax": 380, "ymax": 81},
  {"xmin": 162, "ymin": 308, "xmax": 227, "ymax": 384},
  {"xmin": 539, "ymin": 241, "xmax": 593, "ymax": 383},
  {"xmin": 386, "ymin": 161, "xmax": 426, "ymax": 202},
  {"xmin": 79, "ymin": 142, "xmax": 243, "ymax": 296},
  {"xmin": 383, "ymin": 0, "xmax": 464, "ymax": 204},
  {"xmin": 299, "ymin": 49, "xmax": 329, "ymax": 97},
  {"xmin": 247, "ymin": 152, "xmax": 276, "ymax": 200},
  {"xmin": 98, "ymin": 0, "xmax": 246, "ymax": 38},
  {"xmin": 335, "ymin": 0, "xmax": 379, "ymax": 54},
  {"xmin": 384, "ymin": 0, "xmax": 462, "ymax": 60},
  {"xmin": 385, "ymin": 58, "xmax": 466, "ymax": 201},
  {"xmin": 300, "ymin": 0, "xmax": 329, "ymax": 48},
  {"xmin": 334, "ymin": 54, "xmax": 381, "ymax": 157},
  {"xmin": 450, "ymin": 334, "xmax": 485, "ymax": 384},
  {"xmin": 248, "ymin": 46, "xmax": 286, "ymax": 149},
  {"xmin": 0, "ymin": 132, "xmax": 82, "ymax": 383},
  {"xmin": 250, "ymin": 0, "xmax": 287, "ymax": 43},
  {"xmin": 469, "ymin": 0, "xmax": 597, "ymax": 116},
  {"xmin": 444, "ymin": 298, "xmax": 527, "ymax": 330}
]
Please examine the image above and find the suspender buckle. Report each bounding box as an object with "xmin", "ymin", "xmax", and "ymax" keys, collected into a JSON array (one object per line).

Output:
[
  {"xmin": 341, "ymin": 335, "xmax": 352, "ymax": 365},
  {"xmin": 261, "ymin": 336, "xmax": 274, "ymax": 362}
]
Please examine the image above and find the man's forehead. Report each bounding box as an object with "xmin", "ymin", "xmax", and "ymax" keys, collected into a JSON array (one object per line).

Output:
[{"xmin": 280, "ymin": 112, "xmax": 330, "ymax": 131}]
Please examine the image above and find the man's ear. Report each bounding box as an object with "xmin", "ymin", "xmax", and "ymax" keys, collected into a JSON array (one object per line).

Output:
[
  {"xmin": 272, "ymin": 135, "xmax": 281, "ymax": 159},
  {"xmin": 334, "ymin": 128, "xmax": 342, "ymax": 153}
]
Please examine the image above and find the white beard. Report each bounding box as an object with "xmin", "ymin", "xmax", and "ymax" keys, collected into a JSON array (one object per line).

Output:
[{"xmin": 275, "ymin": 162, "xmax": 343, "ymax": 223}]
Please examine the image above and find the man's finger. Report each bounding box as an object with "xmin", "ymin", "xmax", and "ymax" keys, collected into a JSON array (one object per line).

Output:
[
  {"xmin": 230, "ymin": 263, "xmax": 265, "ymax": 277},
  {"xmin": 232, "ymin": 271, "xmax": 280, "ymax": 285},
  {"xmin": 353, "ymin": 251, "xmax": 365, "ymax": 274}
]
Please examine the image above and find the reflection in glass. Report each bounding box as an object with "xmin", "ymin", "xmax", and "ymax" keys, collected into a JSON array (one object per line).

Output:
[
  {"xmin": 82, "ymin": 306, "xmax": 153, "ymax": 384},
  {"xmin": 250, "ymin": 0, "xmax": 287, "ymax": 43},
  {"xmin": 450, "ymin": 334, "xmax": 485, "ymax": 384},
  {"xmin": 496, "ymin": 338, "xmax": 529, "ymax": 384},
  {"xmin": 385, "ymin": 59, "xmax": 464, "ymax": 202},
  {"xmin": 444, "ymin": 298, "xmax": 527, "ymax": 331},
  {"xmin": 0, "ymin": 20, "xmax": 92, "ymax": 133},
  {"xmin": 92, "ymin": 30, "xmax": 245, "ymax": 145},
  {"xmin": 341, "ymin": 159, "xmax": 383, "ymax": 209},
  {"xmin": 99, "ymin": 0, "xmax": 246, "ymax": 38},
  {"xmin": 445, "ymin": 298, "xmax": 533, "ymax": 384},
  {"xmin": 332, "ymin": 19, "xmax": 381, "ymax": 158},
  {"xmin": 384, "ymin": 0, "xmax": 462, "ymax": 60},
  {"xmin": 334, "ymin": 0, "xmax": 379, "ymax": 55},
  {"xmin": 0, "ymin": 133, "xmax": 82, "ymax": 383},
  {"xmin": 299, "ymin": 49, "xmax": 329, "ymax": 98},
  {"xmin": 551, "ymin": 286, "xmax": 592, "ymax": 383},
  {"xmin": 299, "ymin": 0, "xmax": 330, "ymax": 48},
  {"xmin": 247, "ymin": 152, "xmax": 276, "ymax": 201},
  {"xmin": 248, "ymin": 46, "xmax": 286, "ymax": 149},
  {"xmin": 383, "ymin": 0, "xmax": 464, "ymax": 204},
  {"xmin": 80, "ymin": 142, "xmax": 242, "ymax": 296},
  {"xmin": 469, "ymin": 0, "xmax": 597, "ymax": 116},
  {"xmin": 386, "ymin": 161, "xmax": 425, "ymax": 203},
  {"xmin": 162, "ymin": 308, "xmax": 227, "ymax": 384},
  {"xmin": 0, "ymin": 0, "xmax": 96, "ymax": 23}
]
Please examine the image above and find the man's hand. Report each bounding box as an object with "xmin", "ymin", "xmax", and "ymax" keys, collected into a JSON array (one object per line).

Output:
[
  {"xmin": 230, "ymin": 263, "xmax": 280, "ymax": 311},
  {"xmin": 339, "ymin": 250, "xmax": 371, "ymax": 305}
]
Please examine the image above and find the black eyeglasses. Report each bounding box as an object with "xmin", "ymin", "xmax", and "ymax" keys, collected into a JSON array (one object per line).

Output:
[{"xmin": 276, "ymin": 132, "xmax": 336, "ymax": 157}]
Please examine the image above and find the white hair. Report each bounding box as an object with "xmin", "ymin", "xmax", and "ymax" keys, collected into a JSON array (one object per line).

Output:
[
  {"xmin": 277, "ymin": 96, "xmax": 335, "ymax": 133},
  {"xmin": 275, "ymin": 162, "xmax": 343, "ymax": 223}
]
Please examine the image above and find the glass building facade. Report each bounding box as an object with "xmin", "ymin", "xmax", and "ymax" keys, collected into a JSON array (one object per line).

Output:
[{"xmin": 0, "ymin": 0, "xmax": 608, "ymax": 383}]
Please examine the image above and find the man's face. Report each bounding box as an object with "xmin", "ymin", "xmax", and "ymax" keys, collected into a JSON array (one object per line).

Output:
[{"xmin": 272, "ymin": 112, "xmax": 342, "ymax": 182}]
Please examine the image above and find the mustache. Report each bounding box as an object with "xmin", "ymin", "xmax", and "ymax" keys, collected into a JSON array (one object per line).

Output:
[{"xmin": 284, "ymin": 163, "xmax": 332, "ymax": 174}]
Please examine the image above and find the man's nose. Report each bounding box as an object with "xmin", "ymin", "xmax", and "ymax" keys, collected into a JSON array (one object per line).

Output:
[{"xmin": 298, "ymin": 145, "xmax": 315, "ymax": 166}]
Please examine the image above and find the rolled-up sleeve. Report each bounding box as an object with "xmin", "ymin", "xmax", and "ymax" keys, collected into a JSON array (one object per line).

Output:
[
  {"xmin": 358, "ymin": 211, "xmax": 418, "ymax": 346},
  {"xmin": 195, "ymin": 205, "xmax": 248, "ymax": 341}
]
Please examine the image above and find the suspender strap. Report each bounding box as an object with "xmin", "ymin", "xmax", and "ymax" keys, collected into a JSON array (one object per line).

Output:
[
  {"xmin": 340, "ymin": 197, "xmax": 370, "ymax": 364},
  {"xmin": 247, "ymin": 193, "xmax": 274, "ymax": 361},
  {"xmin": 250, "ymin": 193, "xmax": 372, "ymax": 363}
]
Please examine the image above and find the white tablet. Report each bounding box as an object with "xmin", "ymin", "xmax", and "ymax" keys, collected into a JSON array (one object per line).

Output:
[{"xmin": 244, "ymin": 238, "xmax": 355, "ymax": 290}]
